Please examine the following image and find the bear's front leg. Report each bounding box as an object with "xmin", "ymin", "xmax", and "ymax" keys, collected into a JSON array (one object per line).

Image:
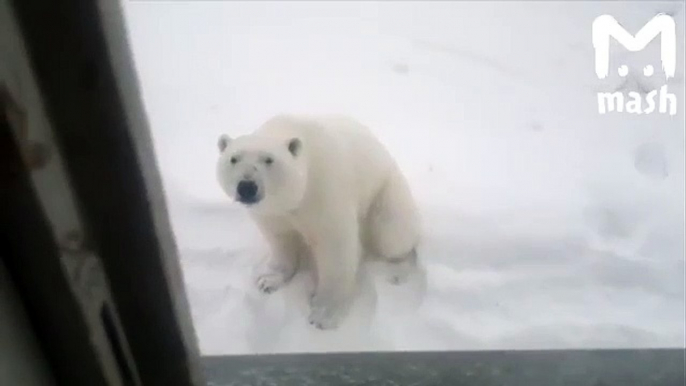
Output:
[
  {"xmin": 307, "ymin": 213, "xmax": 361, "ymax": 330},
  {"xmin": 254, "ymin": 219, "xmax": 302, "ymax": 294}
]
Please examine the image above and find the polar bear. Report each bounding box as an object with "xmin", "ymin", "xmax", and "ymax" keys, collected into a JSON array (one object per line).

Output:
[{"xmin": 216, "ymin": 114, "xmax": 420, "ymax": 329}]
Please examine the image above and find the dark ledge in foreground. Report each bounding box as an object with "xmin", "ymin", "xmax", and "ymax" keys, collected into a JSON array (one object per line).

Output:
[{"xmin": 203, "ymin": 348, "xmax": 685, "ymax": 386}]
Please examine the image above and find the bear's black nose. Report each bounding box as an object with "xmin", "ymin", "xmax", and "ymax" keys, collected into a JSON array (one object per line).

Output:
[{"xmin": 236, "ymin": 180, "xmax": 258, "ymax": 203}]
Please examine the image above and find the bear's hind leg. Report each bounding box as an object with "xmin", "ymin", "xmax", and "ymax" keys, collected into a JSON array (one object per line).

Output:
[
  {"xmin": 386, "ymin": 247, "xmax": 418, "ymax": 285},
  {"xmin": 368, "ymin": 168, "xmax": 421, "ymax": 284}
]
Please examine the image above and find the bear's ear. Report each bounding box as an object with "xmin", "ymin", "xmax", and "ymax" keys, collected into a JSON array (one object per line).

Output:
[
  {"xmin": 217, "ymin": 134, "xmax": 231, "ymax": 153},
  {"xmin": 287, "ymin": 137, "xmax": 302, "ymax": 157}
]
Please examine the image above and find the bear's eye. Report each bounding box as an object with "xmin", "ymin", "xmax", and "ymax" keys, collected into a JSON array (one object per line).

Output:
[
  {"xmin": 230, "ymin": 156, "xmax": 239, "ymax": 165},
  {"xmin": 264, "ymin": 157, "xmax": 274, "ymax": 165}
]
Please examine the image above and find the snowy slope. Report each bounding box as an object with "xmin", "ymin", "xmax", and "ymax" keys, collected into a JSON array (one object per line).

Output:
[{"xmin": 120, "ymin": 1, "xmax": 685, "ymax": 355}]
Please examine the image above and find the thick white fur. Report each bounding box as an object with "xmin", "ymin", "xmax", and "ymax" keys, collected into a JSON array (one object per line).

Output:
[{"xmin": 217, "ymin": 114, "xmax": 420, "ymax": 329}]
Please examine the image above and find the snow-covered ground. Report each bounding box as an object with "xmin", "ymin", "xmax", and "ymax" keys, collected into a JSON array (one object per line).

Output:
[{"xmin": 120, "ymin": 1, "xmax": 685, "ymax": 355}]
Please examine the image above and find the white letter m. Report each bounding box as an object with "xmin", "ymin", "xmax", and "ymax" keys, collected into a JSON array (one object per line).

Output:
[{"xmin": 593, "ymin": 14, "xmax": 676, "ymax": 79}]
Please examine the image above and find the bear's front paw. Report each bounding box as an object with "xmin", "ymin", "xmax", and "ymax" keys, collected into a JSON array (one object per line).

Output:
[
  {"xmin": 308, "ymin": 294, "xmax": 348, "ymax": 330},
  {"xmin": 255, "ymin": 272, "xmax": 287, "ymax": 294}
]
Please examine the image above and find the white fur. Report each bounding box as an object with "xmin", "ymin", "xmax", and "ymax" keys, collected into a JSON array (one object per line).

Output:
[{"xmin": 217, "ymin": 114, "xmax": 420, "ymax": 329}]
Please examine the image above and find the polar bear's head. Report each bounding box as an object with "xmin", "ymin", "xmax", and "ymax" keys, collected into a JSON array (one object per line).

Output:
[{"xmin": 216, "ymin": 133, "xmax": 307, "ymax": 214}]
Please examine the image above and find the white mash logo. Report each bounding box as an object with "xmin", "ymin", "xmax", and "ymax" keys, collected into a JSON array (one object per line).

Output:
[{"xmin": 592, "ymin": 14, "xmax": 677, "ymax": 115}]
